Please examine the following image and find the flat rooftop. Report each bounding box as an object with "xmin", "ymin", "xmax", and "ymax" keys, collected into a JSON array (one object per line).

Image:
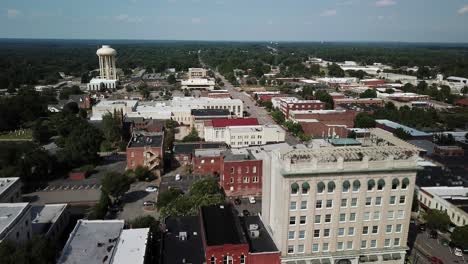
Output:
[
  {"xmin": 194, "ymin": 148, "xmax": 224, "ymax": 158},
  {"xmin": 201, "ymin": 204, "xmax": 246, "ymax": 246},
  {"xmin": 0, "ymin": 203, "xmax": 30, "ymax": 239},
  {"xmin": 240, "ymin": 216, "xmax": 279, "ymax": 253},
  {"xmin": 31, "ymin": 204, "xmax": 68, "ymax": 236},
  {"xmin": 162, "ymin": 216, "xmax": 204, "ymax": 264},
  {"xmin": 191, "ymin": 109, "xmax": 230, "ymax": 117},
  {"xmin": 112, "ymin": 228, "xmax": 150, "ymax": 264},
  {"xmin": 95, "ymin": 100, "xmax": 138, "ymax": 108},
  {"xmin": 173, "ymin": 142, "xmax": 226, "ymax": 155},
  {"xmin": 376, "ymin": 119, "xmax": 432, "ymax": 137},
  {"xmin": 128, "ymin": 132, "xmax": 163, "ymax": 148},
  {"xmin": 0, "ymin": 177, "xmax": 20, "ymax": 197},
  {"xmin": 223, "ymin": 149, "xmax": 257, "ymax": 162},
  {"xmin": 58, "ymin": 220, "xmax": 125, "ymax": 264}
]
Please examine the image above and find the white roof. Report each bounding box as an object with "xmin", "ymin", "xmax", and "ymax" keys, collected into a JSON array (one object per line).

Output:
[
  {"xmin": 291, "ymin": 109, "xmax": 346, "ymax": 115},
  {"xmin": 181, "ymin": 78, "xmax": 215, "ymax": 85},
  {"xmin": 421, "ymin": 186, "xmax": 468, "ymax": 198},
  {"xmin": 112, "ymin": 228, "xmax": 149, "ymax": 264},
  {"xmin": 95, "ymin": 100, "xmax": 138, "ymax": 108},
  {"xmin": 0, "ymin": 177, "xmax": 20, "ymax": 197},
  {"xmin": 31, "ymin": 204, "xmax": 67, "ymax": 235},
  {"xmin": 0, "ymin": 203, "xmax": 30, "ymax": 239},
  {"xmin": 300, "ymin": 79, "xmax": 319, "ymax": 84},
  {"xmin": 447, "ymin": 76, "xmax": 468, "ymax": 81}
]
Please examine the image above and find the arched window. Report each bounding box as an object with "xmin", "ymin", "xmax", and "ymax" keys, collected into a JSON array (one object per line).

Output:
[
  {"xmin": 352, "ymin": 180, "xmax": 360, "ymax": 192},
  {"xmin": 327, "ymin": 181, "xmax": 336, "ymax": 193},
  {"xmin": 342, "ymin": 180, "xmax": 350, "ymax": 192},
  {"xmin": 402, "ymin": 178, "xmax": 410, "ymax": 189},
  {"xmin": 377, "ymin": 179, "xmax": 385, "ymax": 190},
  {"xmin": 367, "ymin": 179, "xmax": 376, "ymax": 191},
  {"xmin": 291, "ymin": 183, "xmax": 299, "ymax": 195},
  {"xmin": 210, "ymin": 256, "xmax": 216, "ymax": 264},
  {"xmin": 392, "ymin": 178, "xmax": 400, "ymax": 190},
  {"xmin": 302, "ymin": 182, "xmax": 310, "ymax": 194},
  {"xmin": 317, "ymin": 182, "xmax": 325, "ymax": 193},
  {"xmin": 240, "ymin": 254, "xmax": 246, "ymax": 264}
]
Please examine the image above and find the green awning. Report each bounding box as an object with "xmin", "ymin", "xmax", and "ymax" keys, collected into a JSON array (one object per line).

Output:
[
  {"xmin": 312, "ymin": 260, "xmax": 321, "ymax": 264},
  {"xmin": 378, "ymin": 179, "xmax": 385, "ymax": 188},
  {"xmin": 302, "ymin": 182, "xmax": 310, "ymax": 191},
  {"xmin": 342, "ymin": 180, "xmax": 350, "ymax": 189},
  {"xmin": 353, "ymin": 180, "xmax": 361, "ymax": 188},
  {"xmin": 392, "ymin": 178, "xmax": 400, "ymax": 187},
  {"xmin": 369, "ymin": 255, "xmax": 378, "ymax": 262},
  {"xmin": 368, "ymin": 179, "xmax": 376, "ymax": 188},
  {"xmin": 321, "ymin": 259, "xmax": 331, "ymax": 264},
  {"xmin": 392, "ymin": 253, "xmax": 402, "ymax": 260},
  {"xmin": 402, "ymin": 177, "xmax": 410, "ymax": 188},
  {"xmin": 317, "ymin": 181, "xmax": 325, "ymax": 192},
  {"xmin": 359, "ymin": 256, "xmax": 368, "ymax": 263},
  {"xmin": 327, "ymin": 181, "xmax": 336, "ymax": 191},
  {"xmin": 291, "ymin": 182, "xmax": 299, "ymax": 192},
  {"xmin": 382, "ymin": 254, "xmax": 392, "ymax": 261}
]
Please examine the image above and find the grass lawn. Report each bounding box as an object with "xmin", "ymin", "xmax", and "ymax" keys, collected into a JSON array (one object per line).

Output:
[{"xmin": 0, "ymin": 129, "xmax": 33, "ymax": 140}]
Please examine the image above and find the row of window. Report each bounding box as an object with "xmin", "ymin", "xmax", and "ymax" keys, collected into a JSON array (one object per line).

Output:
[
  {"xmin": 231, "ymin": 135, "xmax": 262, "ymax": 139},
  {"xmin": 289, "ymin": 211, "xmax": 405, "ymax": 226},
  {"xmin": 290, "ymin": 195, "xmax": 407, "ymax": 210},
  {"xmin": 287, "ymin": 238, "xmax": 401, "ymax": 254},
  {"xmin": 229, "ymin": 166, "xmax": 257, "ymax": 174},
  {"xmin": 209, "ymin": 255, "xmax": 245, "ymax": 264},
  {"xmin": 229, "ymin": 177, "xmax": 259, "ymax": 184},
  {"xmin": 232, "ymin": 141, "xmax": 262, "ymax": 146},
  {"xmin": 291, "ymin": 178, "xmax": 410, "ymax": 195},
  {"xmin": 420, "ymin": 195, "xmax": 468, "ymax": 226}
]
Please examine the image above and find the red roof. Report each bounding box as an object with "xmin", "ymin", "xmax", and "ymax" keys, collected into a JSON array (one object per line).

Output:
[{"xmin": 211, "ymin": 118, "xmax": 259, "ymax": 128}]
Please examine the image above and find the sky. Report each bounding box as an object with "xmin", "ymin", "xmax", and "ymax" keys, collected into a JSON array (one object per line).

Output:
[{"xmin": 1, "ymin": 0, "xmax": 468, "ymax": 42}]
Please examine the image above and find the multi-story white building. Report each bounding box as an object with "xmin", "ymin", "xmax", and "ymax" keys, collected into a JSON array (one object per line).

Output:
[
  {"xmin": 171, "ymin": 97, "xmax": 243, "ymax": 117},
  {"xmin": 204, "ymin": 118, "xmax": 285, "ymax": 148},
  {"xmin": 181, "ymin": 78, "xmax": 215, "ymax": 90},
  {"xmin": 0, "ymin": 203, "xmax": 32, "ymax": 244},
  {"xmin": 418, "ymin": 186, "xmax": 468, "ymax": 227},
  {"xmin": 91, "ymin": 100, "xmax": 138, "ymax": 121},
  {"xmin": 0, "ymin": 177, "xmax": 22, "ymax": 203},
  {"xmin": 188, "ymin": 68, "xmax": 207, "ymax": 79},
  {"xmin": 262, "ymin": 128, "xmax": 420, "ymax": 264}
]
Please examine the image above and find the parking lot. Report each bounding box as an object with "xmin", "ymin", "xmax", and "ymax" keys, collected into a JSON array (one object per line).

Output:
[
  {"xmin": 117, "ymin": 180, "xmax": 160, "ymax": 221},
  {"xmin": 229, "ymin": 197, "xmax": 262, "ymax": 217},
  {"xmin": 159, "ymin": 172, "xmax": 205, "ymax": 193}
]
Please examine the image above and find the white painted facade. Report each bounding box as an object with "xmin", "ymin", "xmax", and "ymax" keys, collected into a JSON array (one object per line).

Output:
[
  {"xmin": 91, "ymin": 100, "xmax": 138, "ymax": 121},
  {"xmin": 204, "ymin": 124, "xmax": 285, "ymax": 148}
]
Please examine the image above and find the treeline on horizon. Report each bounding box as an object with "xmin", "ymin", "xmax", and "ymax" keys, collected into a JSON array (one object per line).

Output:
[{"xmin": 1, "ymin": 39, "xmax": 468, "ymax": 89}]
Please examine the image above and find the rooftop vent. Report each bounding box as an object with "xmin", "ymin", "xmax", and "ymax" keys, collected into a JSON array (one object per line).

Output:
[
  {"xmin": 250, "ymin": 230, "xmax": 260, "ymax": 238},
  {"xmin": 249, "ymin": 224, "xmax": 259, "ymax": 231},
  {"xmin": 179, "ymin": 232, "xmax": 187, "ymax": 241}
]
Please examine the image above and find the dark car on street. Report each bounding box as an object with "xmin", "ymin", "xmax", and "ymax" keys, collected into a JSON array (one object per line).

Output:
[{"xmin": 429, "ymin": 230, "xmax": 438, "ymax": 239}]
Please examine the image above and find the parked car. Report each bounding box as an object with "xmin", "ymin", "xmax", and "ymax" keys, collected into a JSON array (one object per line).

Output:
[
  {"xmin": 143, "ymin": 201, "xmax": 156, "ymax": 207},
  {"xmin": 429, "ymin": 230, "xmax": 438, "ymax": 239},
  {"xmin": 249, "ymin": 196, "xmax": 256, "ymax": 204},
  {"xmin": 234, "ymin": 198, "xmax": 242, "ymax": 205},
  {"xmin": 441, "ymin": 239, "xmax": 449, "ymax": 247},
  {"xmin": 175, "ymin": 174, "xmax": 181, "ymax": 181},
  {"xmin": 242, "ymin": 209, "xmax": 250, "ymax": 216},
  {"xmin": 454, "ymin": 248, "xmax": 463, "ymax": 257},
  {"xmin": 145, "ymin": 186, "xmax": 158, "ymax": 192},
  {"xmin": 430, "ymin": 256, "xmax": 443, "ymax": 264},
  {"xmin": 418, "ymin": 224, "xmax": 427, "ymax": 232}
]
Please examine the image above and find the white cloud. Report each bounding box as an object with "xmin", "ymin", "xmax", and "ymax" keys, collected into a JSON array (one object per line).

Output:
[
  {"xmin": 114, "ymin": 14, "xmax": 143, "ymax": 23},
  {"xmin": 320, "ymin": 9, "xmax": 337, "ymax": 17},
  {"xmin": 191, "ymin": 17, "xmax": 201, "ymax": 24},
  {"xmin": 6, "ymin": 9, "xmax": 21, "ymax": 18},
  {"xmin": 458, "ymin": 5, "xmax": 468, "ymax": 15},
  {"xmin": 375, "ymin": 0, "xmax": 396, "ymax": 7}
]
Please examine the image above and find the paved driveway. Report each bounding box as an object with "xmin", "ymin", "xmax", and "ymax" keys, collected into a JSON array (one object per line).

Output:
[{"xmin": 117, "ymin": 180, "xmax": 160, "ymax": 221}]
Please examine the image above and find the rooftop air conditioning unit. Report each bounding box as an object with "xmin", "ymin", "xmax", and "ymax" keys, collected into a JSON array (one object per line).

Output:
[
  {"xmin": 179, "ymin": 232, "xmax": 187, "ymax": 241},
  {"xmin": 249, "ymin": 224, "xmax": 258, "ymax": 231},
  {"xmin": 250, "ymin": 230, "xmax": 260, "ymax": 238}
]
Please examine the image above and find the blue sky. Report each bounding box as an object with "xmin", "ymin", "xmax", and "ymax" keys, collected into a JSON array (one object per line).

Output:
[{"xmin": 1, "ymin": 0, "xmax": 468, "ymax": 42}]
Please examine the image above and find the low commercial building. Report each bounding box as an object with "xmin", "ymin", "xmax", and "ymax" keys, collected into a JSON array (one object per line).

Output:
[
  {"xmin": 376, "ymin": 119, "xmax": 433, "ymax": 141},
  {"xmin": 189, "ymin": 68, "xmax": 207, "ymax": 79},
  {"xmin": 171, "ymin": 97, "xmax": 244, "ymax": 118},
  {"xmin": 31, "ymin": 204, "xmax": 69, "ymax": 241},
  {"xmin": 91, "ymin": 100, "xmax": 138, "ymax": 121},
  {"xmin": 380, "ymin": 92, "xmax": 430, "ymax": 102},
  {"xmin": 279, "ymin": 99, "xmax": 326, "ymax": 118},
  {"xmin": 271, "ymin": 97, "xmax": 297, "ymax": 109},
  {"xmin": 87, "ymin": 78, "xmax": 118, "ymax": 91},
  {"xmin": 192, "ymin": 149, "xmax": 225, "ymax": 176},
  {"xmin": 204, "ymin": 118, "xmax": 285, "ymax": 148},
  {"xmin": 433, "ymin": 145, "xmax": 465, "ymax": 157},
  {"xmin": 0, "ymin": 203, "xmax": 32, "ymax": 244},
  {"xmin": 360, "ymin": 79, "xmax": 386, "ymax": 87},
  {"xmin": 290, "ymin": 109, "xmax": 357, "ymax": 138},
  {"xmin": 124, "ymin": 117, "xmax": 165, "ymax": 133},
  {"xmin": 333, "ymin": 98, "xmax": 384, "ymax": 108},
  {"xmin": 181, "ymin": 78, "xmax": 216, "ymax": 90},
  {"xmin": 257, "ymin": 94, "xmax": 288, "ymax": 102},
  {"xmin": 0, "ymin": 177, "xmax": 22, "ymax": 203},
  {"xmin": 418, "ymin": 186, "xmax": 468, "ymax": 227},
  {"xmin": 173, "ymin": 142, "xmax": 227, "ymax": 166},
  {"xmin": 58, "ymin": 220, "xmax": 150, "ymax": 264},
  {"xmin": 161, "ymin": 204, "xmax": 280, "ymax": 264},
  {"xmin": 190, "ymin": 109, "xmax": 232, "ymax": 138},
  {"xmin": 221, "ymin": 149, "xmax": 263, "ymax": 197},
  {"xmin": 379, "ymin": 73, "xmax": 418, "ymax": 84},
  {"xmin": 126, "ymin": 132, "xmax": 164, "ymax": 175}
]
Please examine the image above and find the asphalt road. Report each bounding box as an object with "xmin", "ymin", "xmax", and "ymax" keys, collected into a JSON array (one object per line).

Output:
[
  {"xmin": 200, "ymin": 56, "xmax": 300, "ymax": 145},
  {"xmin": 412, "ymin": 229, "xmax": 467, "ymax": 264}
]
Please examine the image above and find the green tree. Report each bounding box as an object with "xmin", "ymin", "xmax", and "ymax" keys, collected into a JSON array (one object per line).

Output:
[
  {"xmin": 461, "ymin": 86, "xmax": 468, "ymax": 94},
  {"xmin": 284, "ymin": 121, "xmax": 303, "ymax": 136},
  {"xmin": 271, "ymin": 109, "xmax": 285, "ymax": 124},
  {"xmin": 451, "ymin": 226, "xmax": 468, "ymax": 249},
  {"xmin": 182, "ymin": 127, "xmax": 201, "ymax": 142},
  {"xmin": 314, "ymin": 90, "xmax": 334, "ymax": 109},
  {"xmin": 423, "ymin": 209, "xmax": 451, "ymax": 232},
  {"xmin": 88, "ymin": 192, "xmax": 111, "ymax": 219},
  {"xmin": 133, "ymin": 165, "xmax": 153, "ymax": 181},
  {"xmin": 167, "ymin": 74, "xmax": 177, "ymax": 84},
  {"xmin": 32, "ymin": 120, "xmax": 53, "ymax": 144},
  {"xmin": 0, "ymin": 237, "xmax": 58, "ymax": 264},
  {"xmin": 101, "ymin": 172, "xmax": 132, "ymax": 202},
  {"xmin": 157, "ymin": 188, "xmax": 184, "ymax": 209},
  {"xmin": 101, "ymin": 113, "xmax": 122, "ymax": 147},
  {"xmin": 354, "ymin": 112, "xmax": 376, "ymax": 128},
  {"xmin": 189, "ymin": 177, "xmax": 223, "ymax": 197},
  {"xmin": 393, "ymin": 127, "xmax": 411, "ymax": 140},
  {"xmin": 360, "ymin": 89, "xmax": 377, "ymax": 98},
  {"xmin": 328, "ymin": 63, "xmax": 345, "ymax": 77}
]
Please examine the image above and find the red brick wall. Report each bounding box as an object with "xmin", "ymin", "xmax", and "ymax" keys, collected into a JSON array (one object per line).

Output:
[
  {"xmin": 281, "ymin": 101, "xmax": 325, "ymax": 118},
  {"xmin": 300, "ymin": 122, "xmax": 349, "ymax": 138},
  {"xmin": 126, "ymin": 146, "xmax": 163, "ymax": 169},
  {"xmin": 205, "ymin": 244, "xmax": 250, "ymax": 264},
  {"xmin": 221, "ymin": 160, "xmax": 263, "ymax": 197},
  {"xmin": 258, "ymin": 94, "xmax": 287, "ymax": 102},
  {"xmin": 174, "ymin": 153, "xmax": 192, "ymax": 166},
  {"xmin": 292, "ymin": 111, "xmax": 356, "ymax": 128},
  {"xmin": 248, "ymin": 252, "xmax": 281, "ymax": 264},
  {"xmin": 333, "ymin": 98, "xmax": 384, "ymax": 107},
  {"xmin": 434, "ymin": 146, "xmax": 465, "ymax": 156},
  {"xmin": 361, "ymin": 80, "xmax": 386, "ymax": 86},
  {"xmin": 193, "ymin": 156, "xmax": 223, "ymax": 175}
]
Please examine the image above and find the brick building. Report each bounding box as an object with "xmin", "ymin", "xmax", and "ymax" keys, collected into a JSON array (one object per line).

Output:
[
  {"xmin": 221, "ymin": 149, "xmax": 263, "ymax": 197},
  {"xmin": 192, "ymin": 149, "xmax": 225, "ymax": 176},
  {"xmin": 360, "ymin": 79, "xmax": 386, "ymax": 86},
  {"xmin": 69, "ymin": 94, "xmax": 92, "ymax": 109},
  {"xmin": 434, "ymin": 145, "xmax": 465, "ymax": 157},
  {"xmin": 126, "ymin": 132, "xmax": 164, "ymax": 175},
  {"xmin": 173, "ymin": 142, "xmax": 226, "ymax": 166},
  {"xmin": 333, "ymin": 97, "xmax": 384, "ymax": 108},
  {"xmin": 257, "ymin": 94, "xmax": 288, "ymax": 102},
  {"xmin": 279, "ymin": 99, "xmax": 325, "ymax": 118},
  {"xmin": 162, "ymin": 204, "xmax": 280, "ymax": 264},
  {"xmin": 289, "ymin": 109, "xmax": 357, "ymax": 138}
]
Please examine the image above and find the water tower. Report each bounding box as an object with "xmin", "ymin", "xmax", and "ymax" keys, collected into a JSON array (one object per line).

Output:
[{"xmin": 96, "ymin": 45, "xmax": 117, "ymax": 80}]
